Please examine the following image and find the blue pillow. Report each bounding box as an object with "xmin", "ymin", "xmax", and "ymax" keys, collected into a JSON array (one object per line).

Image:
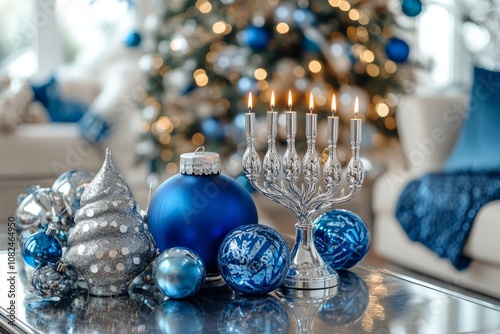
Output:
[{"xmin": 444, "ymin": 66, "xmax": 500, "ymax": 172}]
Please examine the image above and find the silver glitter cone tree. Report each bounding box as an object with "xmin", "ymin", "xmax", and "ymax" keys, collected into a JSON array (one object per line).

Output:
[{"xmin": 63, "ymin": 149, "xmax": 156, "ymax": 296}]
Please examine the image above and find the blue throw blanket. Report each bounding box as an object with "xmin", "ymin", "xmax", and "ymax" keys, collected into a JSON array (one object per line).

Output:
[{"xmin": 396, "ymin": 172, "xmax": 500, "ymax": 270}]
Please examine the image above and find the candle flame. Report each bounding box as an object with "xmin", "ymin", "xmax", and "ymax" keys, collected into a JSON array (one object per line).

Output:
[
  {"xmin": 331, "ymin": 94, "xmax": 337, "ymax": 115},
  {"xmin": 271, "ymin": 91, "xmax": 275, "ymax": 111},
  {"xmin": 309, "ymin": 92, "xmax": 314, "ymax": 112},
  {"xmin": 288, "ymin": 90, "xmax": 293, "ymax": 110},
  {"xmin": 248, "ymin": 92, "xmax": 253, "ymax": 111},
  {"xmin": 354, "ymin": 96, "xmax": 359, "ymax": 117}
]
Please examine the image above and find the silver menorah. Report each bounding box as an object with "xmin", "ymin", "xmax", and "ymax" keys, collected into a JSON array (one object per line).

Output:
[{"xmin": 242, "ymin": 92, "xmax": 364, "ymax": 292}]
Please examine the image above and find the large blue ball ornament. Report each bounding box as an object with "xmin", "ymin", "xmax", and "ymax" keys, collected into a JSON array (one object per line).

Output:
[
  {"xmin": 243, "ymin": 26, "xmax": 270, "ymax": 52},
  {"xmin": 153, "ymin": 247, "xmax": 206, "ymax": 299},
  {"xmin": 402, "ymin": 0, "xmax": 422, "ymax": 17},
  {"xmin": 22, "ymin": 231, "xmax": 63, "ymax": 268},
  {"xmin": 148, "ymin": 150, "xmax": 258, "ymax": 275},
  {"xmin": 313, "ymin": 210, "xmax": 370, "ymax": 271},
  {"xmin": 386, "ymin": 37, "xmax": 410, "ymax": 63},
  {"xmin": 218, "ymin": 225, "xmax": 290, "ymax": 295}
]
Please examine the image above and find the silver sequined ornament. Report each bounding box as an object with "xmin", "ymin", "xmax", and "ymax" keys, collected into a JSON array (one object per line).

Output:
[
  {"xmin": 30, "ymin": 262, "xmax": 77, "ymax": 299},
  {"xmin": 62, "ymin": 149, "xmax": 156, "ymax": 296}
]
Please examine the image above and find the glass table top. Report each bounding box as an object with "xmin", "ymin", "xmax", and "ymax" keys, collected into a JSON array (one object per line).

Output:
[{"xmin": 1, "ymin": 251, "xmax": 499, "ymax": 334}]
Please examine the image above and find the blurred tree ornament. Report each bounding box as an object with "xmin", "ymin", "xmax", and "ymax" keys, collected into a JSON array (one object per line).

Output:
[
  {"xmin": 124, "ymin": 30, "xmax": 142, "ymax": 48},
  {"xmin": 401, "ymin": 0, "xmax": 423, "ymax": 17},
  {"xmin": 386, "ymin": 37, "xmax": 410, "ymax": 63},
  {"xmin": 241, "ymin": 25, "xmax": 270, "ymax": 52}
]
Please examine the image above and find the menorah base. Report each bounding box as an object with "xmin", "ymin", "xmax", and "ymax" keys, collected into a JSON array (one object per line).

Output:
[{"xmin": 280, "ymin": 263, "xmax": 339, "ymax": 291}]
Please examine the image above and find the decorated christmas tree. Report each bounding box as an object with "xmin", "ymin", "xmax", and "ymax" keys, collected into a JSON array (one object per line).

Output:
[{"xmin": 136, "ymin": 0, "xmax": 414, "ymax": 177}]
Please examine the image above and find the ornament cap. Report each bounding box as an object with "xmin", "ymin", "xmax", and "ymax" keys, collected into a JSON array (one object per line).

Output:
[{"xmin": 180, "ymin": 146, "xmax": 221, "ymax": 175}]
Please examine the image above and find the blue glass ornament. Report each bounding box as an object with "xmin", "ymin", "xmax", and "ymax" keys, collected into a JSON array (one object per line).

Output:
[
  {"xmin": 243, "ymin": 26, "xmax": 270, "ymax": 52},
  {"xmin": 317, "ymin": 270, "xmax": 369, "ymax": 326},
  {"xmin": 148, "ymin": 150, "xmax": 258, "ymax": 275},
  {"xmin": 386, "ymin": 37, "xmax": 410, "ymax": 63},
  {"xmin": 22, "ymin": 231, "xmax": 63, "ymax": 268},
  {"xmin": 220, "ymin": 295, "xmax": 289, "ymax": 333},
  {"xmin": 313, "ymin": 210, "xmax": 370, "ymax": 271},
  {"xmin": 124, "ymin": 30, "xmax": 142, "ymax": 48},
  {"xmin": 153, "ymin": 247, "xmax": 206, "ymax": 299},
  {"xmin": 402, "ymin": 0, "xmax": 422, "ymax": 17},
  {"xmin": 218, "ymin": 225, "xmax": 290, "ymax": 295}
]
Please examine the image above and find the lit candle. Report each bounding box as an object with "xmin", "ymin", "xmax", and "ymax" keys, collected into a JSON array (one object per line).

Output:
[
  {"xmin": 350, "ymin": 96, "xmax": 362, "ymax": 144},
  {"xmin": 285, "ymin": 90, "xmax": 296, "ymax": 138},
  {"xmin": 306, "ymin": 92, "xmax": 317, "ymax": 138},
  {"xmin": 245, "ymin": 92, "xmax": 255, "ymax": 138},
  {"xmin": 328, "ymin": 94, "xmax": 339, "ymax": 142},
  {"xmin": 267, "ymin": 91, "xmax": 278, "ymax": 138}
]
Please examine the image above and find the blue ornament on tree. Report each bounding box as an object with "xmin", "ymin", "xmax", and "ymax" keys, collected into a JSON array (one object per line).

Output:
[
  {"xmin": 148, "ymin": 148, "xmax": 258, "ymax": 275},
  {"xmin": 218, "ymin": 224, "xmax": 290, "ymax": 295},
  {"xmin": 124, "ymin": 30, "xmax": 142, "ymax": 48},
  {"xmin": 242, "ymin": 25, "xmax": 270, "ymax": 52},
  {"xmin": 386, "ymin": 37, "xmax": 410, "ymax": 63},
  {"xmin": 153, "ymin": 247, "xmax": 206, "ymax": 299},
  {"xmin": 313, "ymin": 210, "xmax": 370, "ymax": 271},
  {"xmin": 293, "ymin": 8, "xmax": 316, "ymax": 27},
  {"xmin": 402, "ymin": 0, "xmax": 422, "ymax": 17},
  {"xmin": 201, "ymin": 117, "xmax": 225, "ymax": 141},
  {"xmin": 22, "ymin": 226, "xmax": 63, "ymax": 268}
]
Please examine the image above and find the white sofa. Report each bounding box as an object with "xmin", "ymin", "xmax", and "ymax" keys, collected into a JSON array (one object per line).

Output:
[
  {"xmin": 372, "ymin": 93, "xmax": 500, "ymax": 299},
  {"xmin": 0, "ymin": 112, "xmax": 151, "ymax": 242}
]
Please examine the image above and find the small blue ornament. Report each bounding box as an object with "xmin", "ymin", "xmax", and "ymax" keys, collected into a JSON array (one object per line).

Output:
[
  {"xmin": 386, "ymin": 37, "xmax": 410, "ymax": 63},
  {"xmin": 153, "ymin": 247, "xmax": 206, "ymax": 299},
  {"xmin": 243, "ymin": 26, "xmax": 270, "ymax": 52},
  {"xmin": 124, "ymin": 30, "xmax": 142, "ymax": 48},
  {"xmin": 22, "ymin": 229, "xmax": 63, "ymax": 268},
  {"xmin": 218, "ymin": 225, "xmax": 290, "ymax": 295},
  {"xmin": 313, "ymin": 210, "xmax": 370, "ymax": 271},
  {"xmin": 402, "ymin": 0, "xmax": 422, "ymax": 17},
  {"xmin": 317, "ymin": 270, "xmax": 369, "ymax": 326}
]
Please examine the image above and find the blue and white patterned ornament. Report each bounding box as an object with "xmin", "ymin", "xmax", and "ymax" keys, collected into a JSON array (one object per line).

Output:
[
  {"xmin": 218, "ymin": 225, "xmax": 290, "ymax": 295},
  {"xmin": 313, "ymin": 210, "xmax": 370, "ymax": 271},
  {"xmin": 22, "ymin": 226, "xmax": 63, "ymax": 268},
  {"xmin": 153, "ymin": 247, "xmax": 206, "ymax": 299}
]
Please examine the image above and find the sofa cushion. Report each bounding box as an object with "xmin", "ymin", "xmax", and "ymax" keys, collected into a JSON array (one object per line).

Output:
[
  {"xmin": 0, "ymin": 123, "xmax": 102, "ymax": 179},
  {"xmin": 445, "ymin": 66, "xmax": 500, "ymax": 172}
]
